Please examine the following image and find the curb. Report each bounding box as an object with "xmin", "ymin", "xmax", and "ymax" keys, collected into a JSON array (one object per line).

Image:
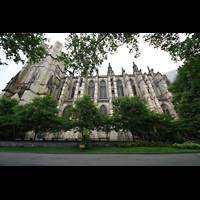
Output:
[{"xmin": 0, "ymin": 150, "xmax": 200, "ymax": 155}]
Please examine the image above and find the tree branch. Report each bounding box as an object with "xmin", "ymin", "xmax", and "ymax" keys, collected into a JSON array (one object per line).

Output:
[{"xmin": 85, "ymin": 33, "xmax": 109, "ymax": 49}]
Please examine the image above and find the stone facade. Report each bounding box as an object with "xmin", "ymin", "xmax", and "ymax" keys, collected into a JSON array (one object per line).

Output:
[{"xmin": 0, "ymin": 41, "xmax": 179, "ymax": 139}]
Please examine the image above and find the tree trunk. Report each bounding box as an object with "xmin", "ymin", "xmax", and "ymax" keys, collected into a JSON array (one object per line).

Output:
[
  {"xmin": 34, "ymin": 129, "xmax": 38, "ymax": 141},
  {"xmin": 131, "ymin": 132, "xmax": 135, "ymax": 142}
]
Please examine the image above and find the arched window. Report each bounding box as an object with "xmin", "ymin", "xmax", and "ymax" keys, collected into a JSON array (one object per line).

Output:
[
  {"xmin": 117, "ymin": 80, "xmax": 124, "ymax": 96},
  {"xmin": 71, "ymin": 81, "xmax": 77, "ymax": 98},
  {"xmin": 161, "ymin": 103, "xmax": 170, "ymax": 115},
  {"xmin": 100, "ymin": 80, "xmax": 107, "ymax": 98},
  {"xmin": 130, "ymin": 79, "xmax": 137, "ymax": 96},
  {"xmin": 88, "ymin": 81, "xmax": 95, "ymax": 98},
  {"xmin": 62, "ymin": 106, "xmax": 69, "ymax": 117},
  {"xmin": 100, "ymin": 105, "xmax": 107, "ymax": 115}
]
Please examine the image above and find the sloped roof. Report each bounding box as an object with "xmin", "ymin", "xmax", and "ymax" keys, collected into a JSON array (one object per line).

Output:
[{"xmin": 164, "ymin": 69, "xmax": 178, "ymax": 83}]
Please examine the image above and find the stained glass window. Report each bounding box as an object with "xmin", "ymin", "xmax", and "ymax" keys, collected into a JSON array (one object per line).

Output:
[
  {"xmin": 88, "ymin": 81, "xmax": 95, "ymax": 98},
  {"xmin": 100, "ymin": 105, "xmax": 107, "ymax": 115},
  {"xmin": 130, "ymin": 79, "xmax": 137, "ymax": 96},
  {"xmin": 117, "ymin": 80, "xmax": 124, "ymax": 96},
  {"xmin": 100, "ymin": 80, "xmax": 106, "ymax": 98}
]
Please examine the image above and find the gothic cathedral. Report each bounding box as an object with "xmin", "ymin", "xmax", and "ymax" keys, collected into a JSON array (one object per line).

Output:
[{"xmin": 0, "ymin": 41, "xmax": 178, "ymax": 139}]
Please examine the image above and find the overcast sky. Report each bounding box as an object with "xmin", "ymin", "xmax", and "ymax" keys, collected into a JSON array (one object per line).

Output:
[{"xmin": 0, "ymin": 33, "xmax": 185, "ymax": 93}]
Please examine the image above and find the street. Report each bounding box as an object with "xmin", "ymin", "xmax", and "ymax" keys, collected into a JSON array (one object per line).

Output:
[{"xmin": 0, "ymin": 152, "xmax": 200, "ymax": 166}]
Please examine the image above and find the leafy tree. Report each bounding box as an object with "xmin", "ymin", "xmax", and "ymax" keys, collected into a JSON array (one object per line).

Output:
[
  {"xmin": 0, "ymin": 96, "xmax": 26, "ymax": 140},
  {"xmin": 148, "ymin": 111, "xmax": 178, "ymax": 142},
  {"xmin": 14, "ymin": 93, "xmax": 62, "ymax": 141},
  {"xmin": 57, "ymin": 33, "xmax": 140, "ymax": 76},
  {"xmin": 0, "ymin": 33, "xmax": 49, "ymax": 65},
  {"xmin": 66, "ymin": 94, "xmax": 103, "ymax": 136},
  {"xmin": 143, "ymin": 33, "xmax": 200, "ymax": 77},
  {"xmin": 97, "ymin": 113, "xmax": 114, "ymax": 139},
  {"xmin": 111, "ymin": 95, "xmax": 153, "ymax": 142},
  {"xmin": 168, "ymin": 61, "xmax": 200, "ymax": 135}
]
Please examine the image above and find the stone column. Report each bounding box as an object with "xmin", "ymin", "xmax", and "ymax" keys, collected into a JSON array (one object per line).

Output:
[
  {"xmin": 74, "ymin": 77, "xmax": 81, "ymax": 101},
  {"xmin": 113, "ymin": 76, "xmax": 118, "ymax": 98},
  {"xmin": 58, "ymin": 77, "xmax": 71, "ymax": 116},
  {"xmin": 147, "ymin": 75, "xmax": 163, "ymax": 113},
  {"xmin": 144, "ymin": 74, "xmax": 163, "ymax": 113},
  {"xmin": 124, "ymin": 74, "xmax": 133, "ymax": 97},
  {"xmin": 79, "ymin": 77, "xmax": 86, "ymax": 98},
  {"xmin": 158, "ymin": 78, "xmax": 173, "ymax": 99},
  {"xmin": 136, "ymin": 73, "xmax": 154, "ymax": 110}
]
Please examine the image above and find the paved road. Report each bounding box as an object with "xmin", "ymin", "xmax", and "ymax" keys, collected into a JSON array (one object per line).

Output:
[{"xmin": 0, "ymin": 152, "xmax": 200, "ymax": 166}]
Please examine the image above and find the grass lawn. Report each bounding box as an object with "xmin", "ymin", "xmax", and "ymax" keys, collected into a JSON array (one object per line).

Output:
[{"xmin": 0, "ymin": 146, "xmax": 200, "ymax": 153}]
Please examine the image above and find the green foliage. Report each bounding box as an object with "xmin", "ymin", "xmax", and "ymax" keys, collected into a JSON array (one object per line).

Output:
[
  {"xmin": 14, "ymin": 93, "xmax": 62, "ymax": 140},
  {"xmin": 81, "ymin": 128, "xmax": 91, "ymax": 149},
  {"xmin": 0, "ymin": 96, "xmax": 26, "ymax": 140},
  {"xmin": 97, "ymin": 113, "xmax": 113, "ymax": 138},
  {"xmin": 66, "ymin": 94, "xmax": 103, "ymax": 136},
  {"xmin": 117, "ymin": 141, "xmax": 163, "ymax": 148},
  {"xmin": 112, "ymin": 95, "xmax": 150, "ymax": 141},
  {"xmin": 168, "ymin": 60, "xmax": 200, "ymax": 133},
  {"xmin": 0, "ymin": 33, "xmax": 49, "ymax": 65},
  {"xmin": 111, "ymin": 95, "xmax": 174, "ymax": 142},
  {"xmin": 172, "ymin": 141, "xmax": 200, "ymax": 149},
  {"xmin": 57, "ymin": 33, "xmax": 140, "ymax": 77},
  {"xmin": 57, "ymin": 33, "xmax": 199, "ymax": 78}
]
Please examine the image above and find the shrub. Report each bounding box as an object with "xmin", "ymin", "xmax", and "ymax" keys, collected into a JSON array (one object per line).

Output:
[
  {"xmin": 172, "ymin": 141, "xmax": 200, "ymax": 149},
  {"xmin": 172, "ymin": 134, "xmax": 185, "ymax": 143},
  {"xmin": 117, "ymin": 141, "xmax": 160, "ymax": 148}
]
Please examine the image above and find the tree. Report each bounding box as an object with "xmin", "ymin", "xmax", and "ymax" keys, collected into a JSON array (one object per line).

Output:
[
  {"xmin": 148, "ymin": 111, "xmax": 177, "ymax": 142},
  {"xmin": 57, "ymin": 33, "xmax": 140, "ymax": 76},
  {"xmin": 98, "ymin": 113, "xmax": 113, "ymax": 139},
  {"xmin": 55, "ymin": 33, "xmax": 199, "ymax": 77},
  {"xmin": 143, "ymin": 33, "xmax": 200, "ymax": 77},
  {"xmin": 14, "ymin": 93, "xmax": 62, "ymax": 141},
  {"xmin": 0, "ymin": 96, "xmax": 26, "ymax": 140},
  {"xmin": 111, "ymin": 95, "xmax": 153, "ymax": 142},
  {"xmin": 0, "ymin": 33, "xmax": 49, "ymax": 66},
  {"xmin": 168, "ymin": 61, "xmax": 200, "ymax": 135},
  {"xmin": 66, "ymin": 94, "xmax": 102, "ymax": 136}
]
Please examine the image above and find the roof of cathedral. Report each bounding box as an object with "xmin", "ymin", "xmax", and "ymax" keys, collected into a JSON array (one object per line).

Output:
[{"xmin": 164, "ymin": 69, "xmax": 178, "ymax": 83}]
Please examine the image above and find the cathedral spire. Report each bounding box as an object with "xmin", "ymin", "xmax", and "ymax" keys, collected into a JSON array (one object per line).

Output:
[
  {"xmin": 147, "ymin": 65, "xmax": 150, "ymax": 72},
  {"xmin": 108, "ymin": 63, "xmax": 114, "ymax": 75},
  {"xmin": 108, "ymin": 63, "xmax": 112, "ymax": 71},
  {"xmin": 122, "ymin": 66, "xmax": 125, "ymax": 74},
  {"xmin": 133, "ymin": 61, "xmax": 138, "ymax": 73}
]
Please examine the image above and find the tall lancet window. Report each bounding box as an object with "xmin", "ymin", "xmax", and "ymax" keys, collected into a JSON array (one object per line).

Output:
[
  {"xmin": 117, "ymin": 80, "xmax": 124, "ymax": 96},
  {"xmin": 130, "ymin": 79, "xmax": 137, "ymax": 96},
  {"xmin": 100, "ymin": 80, "xmax": 107, "ymax": 98},
  {"xmin": 71, "ymin": 81, "xmax": 77, "ymax": 98},
  {"xmin": 88, "ymin": 81, "xmax": 95, "ymax": 98}
]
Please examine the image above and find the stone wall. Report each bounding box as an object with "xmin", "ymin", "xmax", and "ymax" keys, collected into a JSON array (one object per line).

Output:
[{"xmin": 0, "ymin": 140, "xmax": 128, "ymax": 148}]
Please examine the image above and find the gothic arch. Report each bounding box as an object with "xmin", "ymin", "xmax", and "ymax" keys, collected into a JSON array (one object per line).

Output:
[
  {"xmin": 129, "ymin": 79, "xmax": 137, "ymax": 96},
  {"xmin": 88, "ymin": 80, "xmax": 95, "ymax": 98},
  {"xmin": 116, "ymin": 79, "xmax": 124, "ymax": 96},
  {"xmin": 99, "ymin": 104, "xmax": 107, "ymax": 115},
  {"xmin": 161, "ymin": 103, "xmax": 170, "ymax": 114},
  {"xmin": 99, "ymin": 80, "xmax": 107, "ymax": 98},
  {"xmin": 62, "ymin": 106, "xmax": 69, "ymax": 117}
]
